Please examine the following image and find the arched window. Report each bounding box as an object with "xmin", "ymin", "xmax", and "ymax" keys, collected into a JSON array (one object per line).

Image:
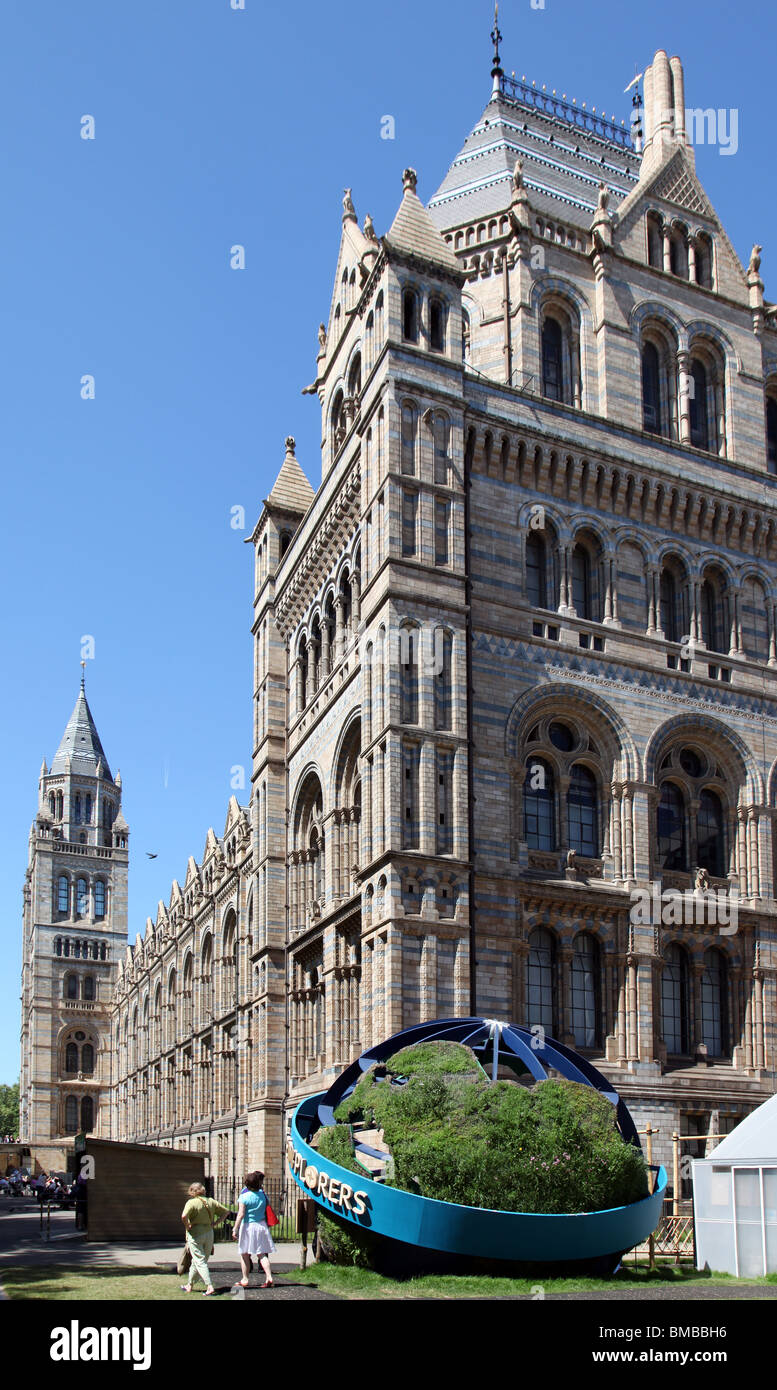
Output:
[
  {"xmin": 700, "ymin": 570, "xmax": 727, "ymax": 653},
  {"xmin": 661, "ymin": 944, "xmax": 690, "ymax": 1054},
  {"xmin": 65, "ymin": 1042, "xmax": 78, "ymax": 1072},
  {"xmin": 76, "ymin": 879, "xmax": 88, "ymax": 918},
  {"xmin": 365, "ymin": 312, "xmax": 374, "ymax": 371},
  {"xmin": 701, "ymin": 948, "xmax": 728, "ymax": 1057},
  {"xmin": 571, "ymin": 542, "xmax": 598, "ymax": 620},
  {"xmin": 83, "ymin": 975, "xmax": 95, "ymax": 1001},
  {"xmin": 524, "ymin": 758, "xmax": 555, "ymax": 851},
  {"xmin": 85, "ymin": 794, "xmax": 92, "ymax": 824},
  {"xmin": 570, "ymin": 933, "xmax": 600, "ymax": 1048},
  {"xmin": 65, "ymin": 1097, "xmax": 79, "ymax": 1133},
  {"xmin": 697, "ymin": 789, "xmax": 725, "ymax": 877},
  {"xmin": 401, "ymin": 403, "xmax": 417, "ymax": 475},
  {"xmin": 80, "ymin": 1096, "xmax": 94, "ymax": 1133},
  {"xmin": 400, "ymin": 628, "xmax": 418, "ymax": 724},
  {"xmin": 695, "ymin": 233, "xmax": 713, "ymax": 289},
  {"xmin": 433, "ymin": 630, "xmax": 453, "ymax": 731},
  {"xmin": 81, "ymin": 1043, "xmax": 94, "ymax": 1074},
  {"xmin": 73, "ymin": 794, "xmax": 82, "ymax": 825},
  {"xmin": 298, "ymin": 637, "xmax": 308, "ymax": 710},
  {"xmin": 375, "ymin": 291, "xmax": 384, "ymax": 346},
  {"xmin": 647, "ymin": 212, "xmax": 663, "ymax": 268},
  {"xmin": 429, "ymin": 298, "xmax": 445, "ymax": 352},
  {"xmin": 669, "ymin": 226, "xmax": 688, "ymax": 278},
  {"xmin": 527, "ymin": 927, "xmax": 556, "ymax": 1035},
  {"xmin": 402, "ymin": 288, "xmax": 419, "ymax": 343},
  {"xmin": 526, "ymin": 532, "xmax": 547, "ymax": 609},
  {"xmin": 65, "ymin": 974, "xmax": 78, "ymax": 1000},
  {"xmin": 541, "ymin": 316, "xmax": 563, "ymax": 401},
  {"xmin": 58, "ymin": 876, "xmax": 69, "ymax": 914},
  {"xmin": 331, "ymin": 389, "xmax": 345, "ymax": 453},
  {"xmin": 432, "ymin": 413, "xmax": 449, "ymax": 484},
  {"xmin": 642, "ymin": 342, "xmax": 661, "ymax": 433},
  {"xmin": 657, "ymin": 782, "xmax": 687, "ymax": 871},
  {"xmin": 689, "ymin": 360, "xmax": 710, "ymax": 450},
  {"xmin": 741, "ymin": 576, "xmax": 769, "ymax": 662},
  {"xmin": 94, "ymin": 881, "xmax": 106, "ymax": 919},
  {"xmin": 767, "ymin": 397, "xmax": 777, "ymax": 474},
  {"xmin": 659, "ymin": 564, "xmax": 683, "ymax": 642},
  {"xmin": 348, "ymin": 352, "xmax": 361, "ymax": 399},
  {"xmin": 568, "ymin": 765, "xmax": 599, "ymax": 857},
  {"xmin": 461, "ymin": 307, "xmax": 471, "ymax": 362}
]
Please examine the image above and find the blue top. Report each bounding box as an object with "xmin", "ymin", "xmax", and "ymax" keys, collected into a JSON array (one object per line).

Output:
[{"xmin": 241, "ymin": 1189, "xmax": 267, "ymax": 1224}]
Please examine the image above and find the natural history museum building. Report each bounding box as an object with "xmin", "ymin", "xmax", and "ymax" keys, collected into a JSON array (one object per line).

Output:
[{"xmin": 21, "ymin": 38, "xmax": 777, "ymax": 1183}]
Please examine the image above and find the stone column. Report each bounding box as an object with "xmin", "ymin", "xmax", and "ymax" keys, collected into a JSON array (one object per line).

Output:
[
  {"xmin": 662, "ymin": 223, "xmax": 672, "ymax": 273},
  {"xmin": 688, "ymin": 237, "xmax": 697, "ymax": 283},
  {"xmin": 754, "ymin": 971, "xmax": 765, "ymax": 1069},
  {"xmin": 335, "ymin": 595, "xmax": 346, "ymax": 663},
  {"xmin": 677, "ymin": 351, "xmax": 691, "ymax": 444},
  {"xmin": 627, "ymin": 954, "xmax": 639, "ymax": 1062}
]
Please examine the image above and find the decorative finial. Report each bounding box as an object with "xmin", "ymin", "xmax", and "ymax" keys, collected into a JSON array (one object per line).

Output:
[
  {"xmin": 285, "ymin": 435, "xmax": 296, "ymax": 455},
  {"xmin": 342, "ymin": 188, "xmax": 356, "ymax": 221},
  {"xmin": 402, "ymin": 168, "xmax": 417, "ymax": 194},
  {"xmin": 491, "ymin": 2, "xmax": 503, "ymax": 85},
  {"xmin": 317, "ymin": 322, "xmax": 327, "ymax": 351},
  {"xmin": 513, "ymin": 158, "xmax": 524, "ymax": 191},
  {"xmin": 749, "ymin": 244, "xmax": 762, "ymax": 276},
  {"xmin": 597, "ymin": 182, "xmax": 609, "ymax": 212},
  {"xmin": 363, "ymin": 213, "xmax": 377, "ymax": 242},
  {"xmin": 80, "ymin": 660, "xmax": 86, "ymax": 690}
]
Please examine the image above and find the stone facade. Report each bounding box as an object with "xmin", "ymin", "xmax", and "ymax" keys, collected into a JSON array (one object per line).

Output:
[{"xmin": 98, "ymin": 46, "xmax": 777, "ymax": 1187}]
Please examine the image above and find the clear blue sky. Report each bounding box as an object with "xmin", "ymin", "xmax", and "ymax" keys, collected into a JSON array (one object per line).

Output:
[{"xmin": 1, "ymin": 0, "xmax": 775, "ymax": 1083}]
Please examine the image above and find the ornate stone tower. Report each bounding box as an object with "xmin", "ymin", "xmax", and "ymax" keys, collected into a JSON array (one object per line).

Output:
[{"xmin": 20, "ymin": 674, "xmax": 129, "ymax": 1148}]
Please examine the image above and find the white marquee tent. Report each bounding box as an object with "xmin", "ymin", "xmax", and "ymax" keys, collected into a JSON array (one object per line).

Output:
[{"xmin": 693, "ymin": 1094, "xmax": 777, "ymax": 1276}]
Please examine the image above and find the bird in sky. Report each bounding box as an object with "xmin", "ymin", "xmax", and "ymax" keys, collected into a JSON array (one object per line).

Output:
[{"xmin": 146, "ymin": 852, "xmax": 158, "ymax": 859}]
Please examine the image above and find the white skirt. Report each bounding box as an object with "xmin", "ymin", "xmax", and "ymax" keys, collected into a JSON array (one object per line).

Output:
[{"xmin": 238, "ymin": 1221, "xmax": 276, "ymax": 1256}]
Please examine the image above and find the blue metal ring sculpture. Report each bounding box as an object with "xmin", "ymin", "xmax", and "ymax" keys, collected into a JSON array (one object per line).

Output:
[{"xmin": 287, "ymin": 1017, "xmax": 667, "ymax": 1266}]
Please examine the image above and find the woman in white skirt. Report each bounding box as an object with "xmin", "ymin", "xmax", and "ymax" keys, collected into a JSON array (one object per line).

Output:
[{"xmin": 232, "ymin": 1170, "xmax": 275, "ymax": 1288}]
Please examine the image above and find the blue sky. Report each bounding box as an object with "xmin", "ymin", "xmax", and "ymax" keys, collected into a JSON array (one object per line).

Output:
[{"xmin": 1, "ymin": 0, "xmax": 775, "ymax": 1084}]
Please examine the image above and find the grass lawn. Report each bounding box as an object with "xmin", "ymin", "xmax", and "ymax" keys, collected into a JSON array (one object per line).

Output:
[
  {"xmin": 280, "ymin": 1260, "xmax": 777, "ymax": 1300},
  {"xmin": 0, "ymin": 1266, "xmax": 217, "ymax": 1302}
]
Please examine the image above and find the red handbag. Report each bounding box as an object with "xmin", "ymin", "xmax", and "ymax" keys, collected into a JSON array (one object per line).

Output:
[{"xmin": 265, "ymin": 1199, "xmax": 278, "ymax": 1228}]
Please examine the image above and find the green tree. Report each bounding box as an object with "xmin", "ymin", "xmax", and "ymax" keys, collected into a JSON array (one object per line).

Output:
[{"xmin": 0, "ymin": 1082, "xmax": 20, "ymax": 1137}]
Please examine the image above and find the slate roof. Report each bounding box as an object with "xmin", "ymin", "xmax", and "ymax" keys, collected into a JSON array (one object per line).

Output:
[
  {"xmin": 428, "ymin": 83, "xmax": 640, "ymax": 232},
  {"xmin": 51, "ymin": 679, "xmax": 113, "ymax": 780},
  {"xmin": 385, "ymin": 183, "xmax": 461, "ymax": 271},
  {"xmin": 266, "ymin": 441, "xmax": 315, "ymax": 515}
]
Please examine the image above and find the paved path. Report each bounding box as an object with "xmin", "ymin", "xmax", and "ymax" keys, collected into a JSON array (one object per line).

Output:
[{"xmin": 0, "ymin": 1199, "xmax": 305, "ymax": 1278}]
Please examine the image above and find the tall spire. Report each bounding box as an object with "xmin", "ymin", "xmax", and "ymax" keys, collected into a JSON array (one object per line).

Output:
[
  {"xmin": 490, "ymin": 2, "xmax": 503, "ymax": 96},
  {"xmin": 50, "ymin": 675, "xmax": 113, "ymax": 779}
]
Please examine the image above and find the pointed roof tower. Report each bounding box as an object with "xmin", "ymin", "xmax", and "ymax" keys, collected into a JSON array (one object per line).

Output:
[
  {"xmin": 385, "ymin": 168, "xmax": 461, "ymax": 273},
  {"xmin": 50, "ymin": 670, "xmax": 113, "ymax": 779},
  {"xmin": 427, "ymin": 9, "xmax": 638, "ymax": 234},
  {"xmin": 266, "ymin": 436, "xmax": 315, "ymax": 516}
]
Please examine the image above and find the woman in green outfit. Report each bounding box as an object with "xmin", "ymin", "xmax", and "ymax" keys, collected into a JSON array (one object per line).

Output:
[{"xmin": 180, "ymin": 1182, "xmax": 230, "ymax": 1296}]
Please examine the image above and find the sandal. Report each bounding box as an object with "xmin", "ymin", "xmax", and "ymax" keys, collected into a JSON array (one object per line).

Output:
[
  {"xmin": 180, "ymin": 1285, "xmax": 192, "ymax": 1293},
  {"xmin": 261, "ymin": 1280, "xmax": 274, "ymax": 1288}
]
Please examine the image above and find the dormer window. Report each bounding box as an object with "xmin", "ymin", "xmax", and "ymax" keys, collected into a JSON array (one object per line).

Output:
[{"xmin": 402, "ymin": 288, "xmax": 419, "ymax": 343}]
